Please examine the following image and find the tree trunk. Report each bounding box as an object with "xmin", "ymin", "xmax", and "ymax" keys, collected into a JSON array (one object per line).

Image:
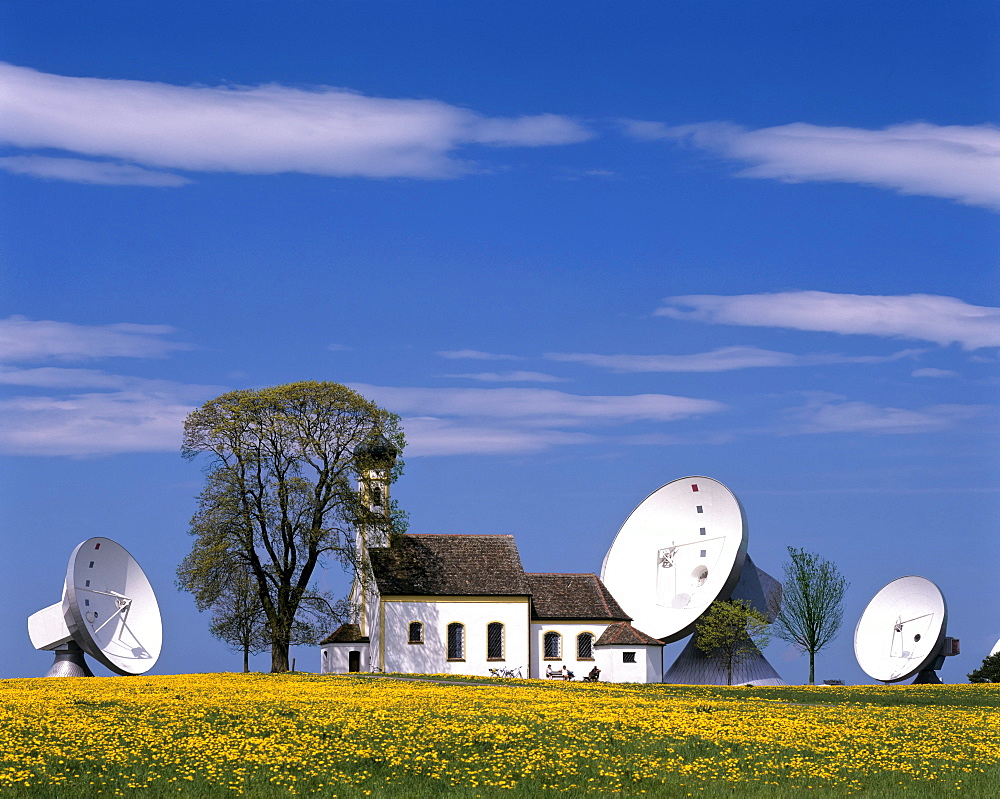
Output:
[
  {"xmin": 243, "ymin": 644, "xmax": 250, "ymax": 673},
  {"xmin": 809, "ymin": 650, "xmax": 815, "ymax": 685},
  {"xmin": 270, "ymin": 638, "xmax": 290, "ymax": 673},
  {"xmin": 727, "ymin": 658, "xmax": 733, "ymax": 686}
]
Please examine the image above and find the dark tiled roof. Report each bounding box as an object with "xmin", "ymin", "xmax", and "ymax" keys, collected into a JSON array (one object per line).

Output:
[
  {"xmin": 527, "ymin": 573, "xmax": 631, "ymax": 621},
  {"xmin": 370, "ymin": 534, "xmax": 531, "ymax": 596},
  {"xmin": 320, "ymin": 623, "xmax": 370, "ymax": 645},
  {"xmin": 596, "ymin": 621, "xmax": 665, "ymax": 647}
]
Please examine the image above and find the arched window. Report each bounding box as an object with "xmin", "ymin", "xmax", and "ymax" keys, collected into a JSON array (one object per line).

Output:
[
  {"xmin": 447, "ymin": 622, "xmax": 465, "ymax": 660},
  {"xmin": 487, "ymin": 622, "xmax": 504, "ymax": 660},
  {"xmin": 577, "ymin": 632, "xmax": 595, "ymax": 660},
  {"xmin": 543, "ymin": 631, "xmax": 562, "ymax": 659},
  {"xmin": 408, "ymin": 621, "xmax": 423, "ymax": 644}
]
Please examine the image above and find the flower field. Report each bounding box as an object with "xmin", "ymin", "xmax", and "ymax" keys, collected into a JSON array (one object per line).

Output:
[{"xmin": 1, "ymin": 673, "xmax": 998, "ymax": 797}]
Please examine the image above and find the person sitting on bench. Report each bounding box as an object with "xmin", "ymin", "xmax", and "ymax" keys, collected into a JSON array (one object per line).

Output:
[
  {"xmin": 584, "ymin": 666, "xmax": 601, "ymax": 682},
  {"xmin": 546, "ymin": 664, "xmax": 555, "ymax": 678}
]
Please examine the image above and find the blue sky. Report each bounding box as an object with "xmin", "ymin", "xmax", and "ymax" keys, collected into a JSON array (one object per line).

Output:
[{"xmin": 2, "ymin": 1, "xmax": 998, "ymax": 682}]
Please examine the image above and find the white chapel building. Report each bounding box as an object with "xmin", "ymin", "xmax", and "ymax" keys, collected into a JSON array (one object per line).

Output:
[
  {"xmin": 319, "ymin": 436, "xmax": 663, "ymax": 682},
  {"xmin": 320, "ymin": 533, "xmax": 664, "ymax": 682}
]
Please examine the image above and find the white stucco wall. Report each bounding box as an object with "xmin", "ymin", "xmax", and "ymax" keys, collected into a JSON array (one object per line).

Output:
[
  {"xmin": 596, "ymin": 644, "xmax": 663, "ymax": 683},
  {"xmin": 369, "ymin": 591, "xmax": 382, "ymax": 670},
  {"xmin": 320, "ymin": 643, "xmax": 371, "ymax": 675},
  {"xmin": 378, "ymin": 597, "xmax": 531, "ymax": 677},
  {"xmin": 529, "ymin": 622, "xmax": 611, "ymax": 679}
]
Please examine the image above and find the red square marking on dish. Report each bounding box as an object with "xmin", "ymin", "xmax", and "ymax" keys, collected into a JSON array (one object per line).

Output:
[{"xmin": 691, "ymin": 484, "xmax": 699, "ymax": 492}]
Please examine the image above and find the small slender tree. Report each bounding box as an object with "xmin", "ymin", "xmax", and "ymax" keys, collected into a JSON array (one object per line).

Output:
[
  {"xmin": 695, "ymin": 599, "xmax": 771, "ymax": 686},
  {"xmin": 772, "ymin": 547, "xmax": 849, "ymax": 685},
  {"xmin": 207, "ymin": 567, "xmax": 270, "ymax": 673},
  {"xmin": 968, "ymin": 652, "xmax": 1000, "ymax": 683}
]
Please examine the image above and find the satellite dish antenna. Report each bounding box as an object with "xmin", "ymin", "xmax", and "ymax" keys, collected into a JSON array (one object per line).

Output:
[
  {"xmin": 602, "ymin": 476, "xmax": 784, "ymax": 685},
  {"xmin": 991, "ymin": 638, "xmax": 1000, "ymax": 657},
  {"xmin": 854, "ymin": 576, "xmax": 958, "ymax": 684},
  {"xmin": 601, "ymin": 476, "xmax": 748, "ymax": 642},
  {"xmin": 27, "ymin": 537, "xmax": 162, "ymax": 677}
]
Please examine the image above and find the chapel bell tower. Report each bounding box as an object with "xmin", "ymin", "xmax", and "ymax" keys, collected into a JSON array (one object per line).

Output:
[{"xmin": 351, "ymin": 432, "xmax": 397, "ymax": 634}]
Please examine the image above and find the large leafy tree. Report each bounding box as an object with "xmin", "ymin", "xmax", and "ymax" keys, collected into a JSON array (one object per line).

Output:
[
  {"xmin": 695, "ymin": 599, "xmax": 771, "ymax": 686},
  {"xmin": 178, "ymin": 381, "xmax": 405, "ymax": 672},
  {"xmin": 772, "ymin": 547, "xmax": 848, "ymax": 685}
]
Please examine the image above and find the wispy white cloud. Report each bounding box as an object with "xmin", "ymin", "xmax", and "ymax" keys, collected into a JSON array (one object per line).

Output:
[
  {"xmin": 656, "ymin": 292, "xmax": 1000, "ymax": 350},
  {"xmin": 911, "ymin": 367, "xmax": 959, "ymax": 379},
  {"xmin": 0, "ymin": 63, "xmax": 592, "ymax": 184},
  {"xmin": 0, "ymin": 155, "xmax": 191, "ymax": 186},
  {"xmin": 0, "ymin": 390, "xmax": 208, "ymax": 456},
  {"xmin": 546, "ymin": 346, "xmax": 920, "ymax": 373},
  {"xmin": 0, "ymin": 316, "xmax": 191, "ymax": 361},
  {"xmin": 352, "ymin": 384, "xmax": 724, "ymax": 426},
  {"xmin": 0, "ymin": 365, "xmax": 143, "ymax": 389},
  {"xmin": 0, "ymin": 317, "xmax": 220, "ymax": 456},
  {"xmin": 396, "ymin": 417, "xmax": 593, "ymax": 456},
  {"xmin": 783, "ymin": 394, "xmax": 989, "ymax": 435},
  {"xmin": 436, "ymin": 350, "xmax": 523, "ymax": 361},
  {"xmin": 445, "ymin": 371, "xmax": 569, "ymax": 383},
  {"xmin": 349, "ymin": 383, "xmax": 726, "ymax": 456},
  {"xmin": 0, "ymin": 365, "xmax": 219, "ymax": 396},
  {"xmin": 625, "ymin": 120, "xmax": 1000, "ymax": 211},
  {"xmin": 558, "ymin": 167, "xmax": 619, "ymax": 181}
]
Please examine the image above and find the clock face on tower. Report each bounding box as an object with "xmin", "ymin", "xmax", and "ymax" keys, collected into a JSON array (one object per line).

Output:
[
  {"xmin": 602, "ymin": 476, "xmax": 748, "ymax": 643},
  {"xmin": 854, "ymin": 576, "xmax": 947, "ymax": 682}
]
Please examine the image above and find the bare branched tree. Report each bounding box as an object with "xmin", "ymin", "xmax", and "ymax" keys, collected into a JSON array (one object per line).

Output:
[{"xmin": 772, "ymin": 547, "xmax": 848, "ymax": 685}]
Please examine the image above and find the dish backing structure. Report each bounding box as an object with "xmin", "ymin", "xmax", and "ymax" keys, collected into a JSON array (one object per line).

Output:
[
  {"xmin": 601, "ymin": 476, "xmax": 785, "ymax": 686},
  {"xmin": 854, "ymin": 575, "xmax": 959, "ymax": 684},
  {"xmin": 28, "ymin": 537, "xmax": 162, "ymax": 677}
]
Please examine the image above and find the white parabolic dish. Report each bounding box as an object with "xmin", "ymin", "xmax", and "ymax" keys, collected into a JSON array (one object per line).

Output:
[
  {"xmin": 854, "ymin": 576, "xmax": 946, "ymax": 683},
  {"xmin": 601, "ymin": 476, "xmax": 748, "ymax": 643},
  {"xmin": 64, "ymin": 537, "xmax": 162, "ymax": 675}
]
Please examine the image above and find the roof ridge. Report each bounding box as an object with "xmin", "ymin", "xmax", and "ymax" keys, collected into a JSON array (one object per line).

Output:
[
  {"xmin": 594, "ymin": 574, "xmax": 614, "ymax": 617},
  {"xmin": 408, "ymin": 533, "xmax": 514, "ymax": 538},
  {"xmin": 526, "ymin": 571, "xmax": 594, "ymax": 576}
]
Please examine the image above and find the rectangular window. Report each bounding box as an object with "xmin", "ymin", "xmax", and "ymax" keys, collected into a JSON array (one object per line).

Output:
[
  {"xmin": 487, "ymin": 622, "xmax": 504, "ymax": 660},
  {"xmin": 408, "ymin": 621, "xmax": 423, "ymax": 644},
  {"xmin": 543, "ymin": 631, "xmax": 561, "ymax": 659},
  {"xmin": 577, "ymin": 633, "xmax": 594, "ymax": 660},
  {"xmin": 623, "ymin": 652, "xmax": 636, "ymax": 663},
  {"xmin": 447, "ymin": 623, "xmax": 464, "ymax": 660},
  {"xmin": 700, "ymin": 550, "xmax": 706, "ymax": 557},
  {"xmin": 699, "ymin": 528, "xmax": 706, "ymax": 535},
  {"xmin": 696, "ymin": 506, "xmax": 703, "ymax": 514}
]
